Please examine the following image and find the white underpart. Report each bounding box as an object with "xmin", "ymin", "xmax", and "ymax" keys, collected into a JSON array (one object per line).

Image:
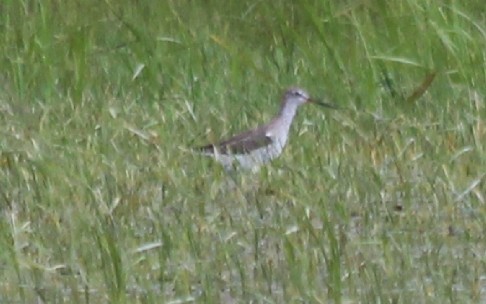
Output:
[{"xmin": 207, "ymin": 135, "xmax": 286, "ymax": 171}]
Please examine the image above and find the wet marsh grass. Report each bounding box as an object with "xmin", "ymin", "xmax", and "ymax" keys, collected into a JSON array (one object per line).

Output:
[{"xmin": 0, "ymin": 0, "xmax": 485, "ymax": 302}]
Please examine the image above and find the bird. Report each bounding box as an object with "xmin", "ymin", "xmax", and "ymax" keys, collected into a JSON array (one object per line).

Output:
[{"xmin": 196, "ymin": 87, "xmax": 336, "ymax": 171}]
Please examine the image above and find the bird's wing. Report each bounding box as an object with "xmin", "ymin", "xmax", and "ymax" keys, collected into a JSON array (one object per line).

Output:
[{"xmin": 197, "ymin": 128, "xmax": 273, "ymax": 155}]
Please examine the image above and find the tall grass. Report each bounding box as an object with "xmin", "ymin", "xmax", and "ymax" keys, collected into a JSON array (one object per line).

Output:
[{"xmin": 1, "ymin": 0, "xmax": 485, "ymax": 302}]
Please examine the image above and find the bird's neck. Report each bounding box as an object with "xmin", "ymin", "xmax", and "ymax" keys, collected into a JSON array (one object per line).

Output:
[{"xmin": 277, "ymin": 102, "xmax": 299, "ymax": 128}]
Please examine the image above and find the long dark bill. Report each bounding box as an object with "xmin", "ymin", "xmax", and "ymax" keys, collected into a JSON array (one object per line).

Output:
[{"xmin": 310, "ymin": 98, "xmax": 339, "ymax": 109}]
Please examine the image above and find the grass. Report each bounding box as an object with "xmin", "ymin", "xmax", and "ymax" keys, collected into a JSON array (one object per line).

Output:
[{"xmin": 1, "ymin": 0, "xmax": 485, "ymax": 302}]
